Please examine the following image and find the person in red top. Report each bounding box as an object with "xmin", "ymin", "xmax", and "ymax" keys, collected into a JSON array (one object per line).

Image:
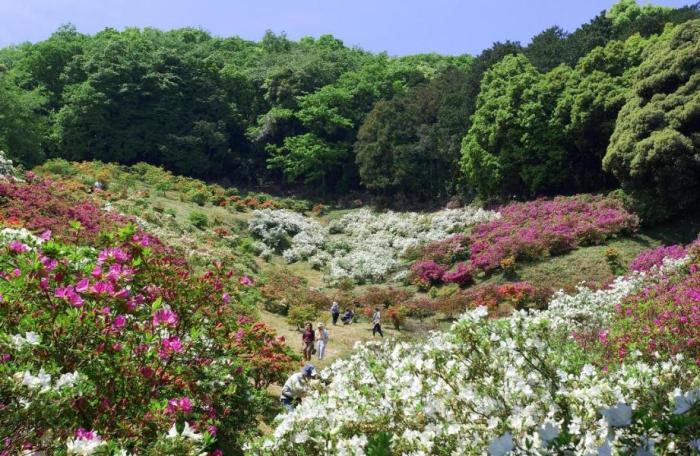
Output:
[{"xmin": 302, "ymin": 322, "xmax": 315, "ymax": 361}]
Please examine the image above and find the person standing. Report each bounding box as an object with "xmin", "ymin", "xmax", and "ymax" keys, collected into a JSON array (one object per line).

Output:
[
  {"xmin": 316, "ymin": 323, "xmax": 329, "ymax": 360},
  {"xmin": 302, "ymin": 323, "xmax": 315, "ymax": 361},
  {"xmin": 330, "ymin": 301, "xmax": 340, "ymax": 326},
  {"xmin": 372, "ymin": 307, "xmax": 383, "ymax": 338},
  {"xmin": 280, "ymin": 364, "xmax": 316, "ymax": 412}
]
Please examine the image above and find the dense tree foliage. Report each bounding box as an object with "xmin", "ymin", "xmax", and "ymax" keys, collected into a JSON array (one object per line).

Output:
[
  {"xmin": 0, "ymin": 1, "xmax": 698, "ymax": 211},
  {"xmin": 604, "ymin": 19, "xmax": 700, "ymax": 221},
  {"xmin": 355, "ymin": 65, "xmax": 472, "ymax": 199}
]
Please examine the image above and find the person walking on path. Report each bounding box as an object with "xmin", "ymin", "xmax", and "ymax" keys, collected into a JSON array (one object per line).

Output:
[
  {"xmin": 330, "ymin": 301, "xmax": 340, "ymax": 325},
  {"xmin": 372, "ymin": 307, "xmax": 383, "ymax": 338},
  {"xmin": 316, "ymin": 323, "xmax": 329, "ymax": 360},
  {"xmin": 302, "ymin": 323, "xmax": 315, "ymax": 361},
  {"xmin": 280, "ymin": 364, "xmax": 316, "ymax": 412}
]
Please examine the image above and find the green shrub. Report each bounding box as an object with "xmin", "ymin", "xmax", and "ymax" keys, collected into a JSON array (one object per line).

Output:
[
  {"xmin": 187, "ymin": 190, "xmax": 209, "ymax": 206},
  {"xmin": 287, "ymin": 304, "xmax": 319, "ymax": 330},
  {"xmin": 189, "ymin": 211, "xmax": 209, "ymax": 229},
  {"xmin": 40, "ymin": 158, "xmax": 76, "ymax": 176}
]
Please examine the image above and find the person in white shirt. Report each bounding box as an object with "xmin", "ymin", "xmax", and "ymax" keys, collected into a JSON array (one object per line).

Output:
[
  {"xmin": 372, "ymin": 307, "xmax": 383, "ymax": 337},
  {"xmin": 316, "ymin": 323, "xmax": 329, "ymax": 359},
  {"xmin": 280, "ymin": 364, "xmax": 316, "ymax": 412}
]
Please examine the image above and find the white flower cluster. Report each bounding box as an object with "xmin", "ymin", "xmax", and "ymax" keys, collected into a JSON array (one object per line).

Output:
[
  {"xmin": 0, "ymin": 227, "xmax": 44, "ymax": 247},
  {"xmin": 542, "ymin": 273, "xmax": 646, "ymax": 335},
  {"xmin": 0, "ymin": 150, "xmax": 19, "ymax": 180},
  {"xmin": 249, "ymin": 206, "xmax": 498, "ymax": 283},
  {"xmin": 14, "ymin": 369, "xmax": 81, "ymax": 392},
  {"xmin": 250, "ymin": 267, "xmax": 699, "ymax": 455},
  {"xmin": 11, "ymin": 331, "xmax": 42, "ymax": 348},
  {"xmin": 66, "ymin": 432, "xmax": 103, "ymax": 455}
]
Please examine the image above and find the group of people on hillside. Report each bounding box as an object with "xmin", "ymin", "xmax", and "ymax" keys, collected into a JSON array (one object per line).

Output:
[
  {"xmin": 282, "ymin": 302, "xmax": 384, "ymax": 411},
  {"xmin": 303, "ymin": 302, "xmax": 383, "ymax": 362}
]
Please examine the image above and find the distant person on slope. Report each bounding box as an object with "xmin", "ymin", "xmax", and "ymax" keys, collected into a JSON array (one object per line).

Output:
[
  {"xmin": 330, "ymin": 301, "xmax": 340, "ymax": 325},
  {"xmin": 302, "ymin": 322, "xmax": 315, "ymax": 361},
  {"xmin": 316, "ymin": 323, "xmax": 329, "ymax": 360},
  {"xmin": 280, "ymin": 364, "xmax": 316, "ymax": 412},
  {"xmin": 372, "ymin": 307, "xmax": 383, "ymax": 338},
  {"xmin": 341, "ymin": 308, "xmax": 354, "ymax": 325}
]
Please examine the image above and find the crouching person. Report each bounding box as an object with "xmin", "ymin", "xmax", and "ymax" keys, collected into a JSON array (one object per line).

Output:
[{"xmin": 280, "ymin": 364, "xmax": 316, "ymax": 412}]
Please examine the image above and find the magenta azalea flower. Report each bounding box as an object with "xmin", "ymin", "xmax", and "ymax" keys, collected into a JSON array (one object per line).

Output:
[
  {"xmin": 75, "ymin": 278, "xmax": 90, "ymax": 294},
  {"xmin": 112, "ymin": 315, "xmax": 127, "ymax": 330},
  {"xmin": 159, "ymin": 336, "xmax": 184, "ymax": 359},
  {"xmin": 152, "ymin": 309, "xmax": 179, "ymax": 327},
  {"xmin": 8, "ymin": 241, "xmax": 29, "ymax": 253}
]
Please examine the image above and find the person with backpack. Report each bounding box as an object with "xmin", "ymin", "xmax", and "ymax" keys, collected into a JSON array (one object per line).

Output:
[{"xmin": 372, "ymin": 307, "xmax": 383, "ymax": 338}]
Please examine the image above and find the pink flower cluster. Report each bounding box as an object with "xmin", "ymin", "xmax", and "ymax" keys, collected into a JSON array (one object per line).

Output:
[
  {"xmin": 468, "ymin": 196, "xmax": 638, "ymax": 272},
  {"xmin": 74, "ymin": 428, "xmax": 99, "ymax": 441},
  {"xmin": 629, "ymin": 244, "xmax": 687, "ymax": 272},
  {"xmin": 166, "ymin": 396, "xmax": 193, "ymax": 415},
  {"xmin": 597, "ymin": 260, "xmax": 700, "ymax": 366},
  {"xmin": 152, "ymin": 308, "xmax": 179, "ymax": 327},
  {"xmin": 416, "ymin": 234, "xmax": 469, "ymax": 265},
  {"xmin": 410, "ymin": 261, "xmax": 446, "ymax": 287},
  {"xmin": 159, "ymin": 336, "xmax": 184, "ymax": 359},
  {"xmin": 54, "ymin": 250, "xmax": 135, "ymax": 308},
  {"xmin": 442, "ymin": 263, "xmax": 474, "ymax": 286}
]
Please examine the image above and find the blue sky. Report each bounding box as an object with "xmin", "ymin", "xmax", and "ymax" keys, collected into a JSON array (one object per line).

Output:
[{"xmin": 0, "ymin": 0, "xmax": 693, "ymax": 55}]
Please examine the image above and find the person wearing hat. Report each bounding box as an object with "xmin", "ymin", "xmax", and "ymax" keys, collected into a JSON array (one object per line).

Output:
[
  {"xmin": 280, "ymin": 363, "xmax": 316, "ymax": 412},
  {"xmin": 316, "ymin": 323, "xmax": 329, "ymax": 360}
]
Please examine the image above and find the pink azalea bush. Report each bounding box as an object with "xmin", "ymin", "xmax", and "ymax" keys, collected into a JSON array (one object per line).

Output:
[
  {"xmin": 0, "ymin": 181, "xmax": 297, "ymax": 454},
  {"xmin": 629, "ymin": 244, "xmax": 687, "ymax": 272},
  {"xmin": 442, "ymin": 262, "xmax": 474, "ymax": 287},
  {"xmin": 601, "ymin": 248, "xmax": 700, "ymax": 365},
  {"xmin": 468, "ymin": 195, "xmax": 638, "ymax": 272},
  {"xmin": 410, "ymin": 260, "xmax": 446, "ymax": 289},
  {"xmin": 410, "ymin": 234, "xmax": 469, "ymax": 265}
]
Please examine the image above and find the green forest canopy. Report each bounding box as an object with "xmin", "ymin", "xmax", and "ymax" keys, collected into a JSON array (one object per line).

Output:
[{"xmin": 0, "ymin": 0, "xmax": 699, "ymax": 219}]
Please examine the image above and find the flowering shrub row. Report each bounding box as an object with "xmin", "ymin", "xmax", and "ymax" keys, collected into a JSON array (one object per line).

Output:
[
  {"xmin": 249, "ymin": 207, "xmax": 499, "ymax": 284},
  {"xmin": 0, "ymin": 174, "xmax": 128, "ymax": 245},
  {"xmin": 251, "ymin": 256, "xmax": 699, "ymax": 454},
  {"xmin": 629, "ymin": 244, "xmax": 688, "ymax": 272},
  {"xmin": 468, "ymin": 195, "xmax": 638, "ymax": 272},
  {"xmin": 34, "ymin": 159, "xmax": 303, "ymax": 213}
]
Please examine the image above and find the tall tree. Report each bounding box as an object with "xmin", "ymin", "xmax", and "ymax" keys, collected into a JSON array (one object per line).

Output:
[{"xmin": 604, "ymin": 20, "xmax": 700, "ymax": 222}]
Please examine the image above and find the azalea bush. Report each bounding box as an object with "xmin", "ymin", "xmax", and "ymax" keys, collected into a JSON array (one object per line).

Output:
[
  {"xmin": 356, "ymin": 287, "xmax": 413, "ymax": 311},
  {"xmin": 629, "ymin": 244, "xmax": 687, "ymax": 272},
  {"xmin": 404, "ymin": 233, "xmax": 469, "ymax": 264},
  {"xmin": 0, "ymin": 182, "xmax": 296, "ymax": 454},
  {"xmin": 250, "ymin": 258, "xmax": 700, "ymax": 455},
  {"xmin": 468, "ymin": 195, "xmax": 639, "ymax": 273},
  {"xmin": 409, "ymin": 260, "xmax": 446, "ymax": 289},
  {"xmin": 0, "ymin": 174, "xmax": 128, "ymax": 245},
  {"xmin": 442, "ymin": 262, "xmax": 474, "ymax": 287},
  {"xmin": 590, "ymin": 252, "xmax": 700, "ymax": 366}
]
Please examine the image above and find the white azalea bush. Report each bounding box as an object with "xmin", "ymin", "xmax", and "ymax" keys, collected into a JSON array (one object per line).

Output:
[
  {"xmin": 249, "ymin": 267, "xmax": 700, "ymax": 455},
  {"xmin": 249, "ymin": 206, "xmax": 498, "ymax": 284}
]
